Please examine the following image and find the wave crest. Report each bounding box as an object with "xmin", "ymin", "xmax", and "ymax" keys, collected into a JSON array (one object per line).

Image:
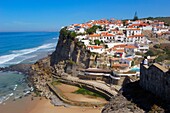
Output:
[{"xmin": 0, "ymin": 43, "xmax": 56, "ymax": 66}]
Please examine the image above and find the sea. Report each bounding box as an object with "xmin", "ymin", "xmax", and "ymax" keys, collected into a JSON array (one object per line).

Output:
[{"xmin": 0, "ymin": 32, "xmax": 59, "ymax": 104}]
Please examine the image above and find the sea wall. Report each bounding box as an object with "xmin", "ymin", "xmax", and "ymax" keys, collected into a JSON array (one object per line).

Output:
[
  {"xmin": 140, "ymin": 63, "xmax": 170, "ymax": 102},
  {"xmin": 47, "ymin": 83, "xmax": 106, "ymax": 107}
]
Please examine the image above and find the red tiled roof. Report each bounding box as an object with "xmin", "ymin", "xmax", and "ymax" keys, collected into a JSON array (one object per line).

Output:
[
  {"xmin": 127, "ymin": 28, "xmax": 141, "ymax": 30},
  {"xmin": 116, "ymin": 33, "xmax": 124, "ymax": 35},
  {"xmin": 114, "ymin": 44, "xmax": 127, "ymax": 48},
  {"xmin": 126, "ymin": 58, "xmax": 133, "ymax": 61},
  {"xmin": 87, "ymin": 45, "xmax": 103, "ymax": 49},
  {"xmin": 125, "ymin": 45, "xmax": 137, "ymax": 49},
  {"xmin": 112, "ymin": 64, "xmax": 129, "ymax": 67},
  {"xmin": 127, "ymin": 34, "xmax": 144, "ymax": 38},
  {"xmin": 89, "ymin": 34, "xmax": 100, "ymax": 37},
  {"xmin": 111, "ymin": 58, "xmax": 120, "ymax": 61},
  {"xmin": 115, "ymin": 49, "xmax": 124, "ymax": 53}
]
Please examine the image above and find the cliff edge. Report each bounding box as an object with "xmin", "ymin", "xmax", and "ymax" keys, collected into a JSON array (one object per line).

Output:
[{"xmin": 50, "ymin": 27, "xmax": 90, "ymax": 69}]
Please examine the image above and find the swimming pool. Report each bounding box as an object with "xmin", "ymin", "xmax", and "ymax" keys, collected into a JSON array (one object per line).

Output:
[{"xmin": 130, "ymin": 67, "xmax": 140, "ymax": 72}]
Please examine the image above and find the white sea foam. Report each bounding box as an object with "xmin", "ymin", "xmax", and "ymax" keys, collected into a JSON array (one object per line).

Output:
[
  {"xmin": 13, "ymin": 85, "xmax": 18, "ymax": 91},
  {"xmin": 0, "ymin": 93, "xmax": 14, "ymax": 104},
  {"xmin": 53, "ymin": 37, "xmax": 58, "ymax": 40},
  {"xmin": 6, "ymin": 55, "xmax": 37, "ymax": 65},
  {"xmin": 0, "ymin": 43, "xmax": 56, "ymax": 66}
]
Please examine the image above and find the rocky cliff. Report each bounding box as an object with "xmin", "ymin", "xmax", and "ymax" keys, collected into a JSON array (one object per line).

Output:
[
  {"xmin": 50, "ymin": 27, "xmax": 90, "ymax": 69},
  {"xmin": 29, "ymin": 28, "xmax": 91, "ymax": 98}
]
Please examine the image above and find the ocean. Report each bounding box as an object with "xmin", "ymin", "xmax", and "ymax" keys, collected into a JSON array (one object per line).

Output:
[{"xmin": 0, "ymin": 32, "xmax": 59, "ymax": 104}]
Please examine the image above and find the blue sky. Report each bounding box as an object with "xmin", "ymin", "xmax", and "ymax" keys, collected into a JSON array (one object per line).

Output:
[{"xmin": 0, "ymin": 0, "xmax": 170, "ymax": 32}]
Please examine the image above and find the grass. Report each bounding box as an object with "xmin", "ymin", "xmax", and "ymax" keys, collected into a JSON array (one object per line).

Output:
[
  {"xmin": 73, "ymin": 87, "xmax": 104, "ymax": 98},
  {"xmin": 51, "ymin": 81, "xmax": 61, "ymax": 85}
]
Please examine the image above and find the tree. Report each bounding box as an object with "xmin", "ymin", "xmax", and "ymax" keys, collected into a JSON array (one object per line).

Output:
[
  {"xmin": 86, "ymin": 25, "xmax": 102, "ymax": 34},
  {"xmin": 69, "ymin": 31, "xmax": 77, "ymax": 39},
  {"xmin": 94, "ymin": 39, "xmax": 101, "ymax": 45},
  {"xmin": 133, "ymin": 12, "xmax": 138, "ymax": 21},
  {"xmin": 60, "ymin": 27, "xmax": 69, "ymax": 38},
  {"xmin": 145, "ymin": 50, "xmax": 156, "ymax": 56},
  {"xmin": 131, "ymin": 61, "xmax": 135, "ymax": 67}
]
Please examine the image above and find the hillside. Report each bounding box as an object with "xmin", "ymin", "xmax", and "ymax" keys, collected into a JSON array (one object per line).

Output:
[
  {"xmin": 142, "ymin": 17, "xmax": 170, "ymax": 26},
  {"xmin": 123, "ymin": 16, "xmax": 170, "ymax": 26}
]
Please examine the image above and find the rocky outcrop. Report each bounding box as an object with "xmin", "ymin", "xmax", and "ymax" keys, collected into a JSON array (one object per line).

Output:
[
  {"xmin": 29, "ymin": 28, "xmax": 91, "ymax": 99},
  {"xmin": 0, "ymin": 63, "xmax": 32, "ymax": 74},
  {"xmin": 102, "ymin": 81, "xmax": 168, "ymax": 113},
  {"xmin": 50, "ymin": 28, "xmax": 90, "ymax": 69},
  {"xmin": 102, "ymin": 94, "xmax": 144, "ymax": 113}
]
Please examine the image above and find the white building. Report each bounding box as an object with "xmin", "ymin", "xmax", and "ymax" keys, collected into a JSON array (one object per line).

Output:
[
  {"xmin": 87, "ymin": 45, "xmax": 105, "ymax": 54},
  {"xmin": 126, "ymin": 28, "xmax": 142, "ymax": 37}
]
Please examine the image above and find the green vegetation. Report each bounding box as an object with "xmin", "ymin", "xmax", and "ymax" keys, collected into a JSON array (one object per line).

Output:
[
  {"xmin": 76, "ymin": 41, "xmax": 84, "ymax": 47},
  {"xmin": 73, "ymin": 87, "xmax": 104, "ymax": 98},
  {"xmin": 86, "ymin": 25, "xmax": 102, "ymax": 34},
  {"xmin": 94, "ymin": 39, "xmax": 101, "ymax": 45},
  {"xmin": 135, "ymin": 51, "xmax": 144, "ymax": 56},
  {"xmin": 90, "ymin": 52, "xmax": 98, "ymax": 57},
  {"xmin": 145, "ymin": 49, "xmax": 162, "ymax": 56},
  {"xmin": 34, "ymin": 88, "xmax": 42, "ymax": 97},
  {"xmin": 123, "ymin": 16, "xmax": 170, "ymax": 26},
  {"xmin": 51, "ymin": 81, "xmax": 61, "ymax": 85},
  {"xmin": 155, "ymin": 55, "xmax": 167, "ymax": 62},
  {"xmin": 142, "ymin": 16, "xmax": 170, "ymax": 26},
  {"xmin": 145, "ymin": 44, "xmax": 170, "ymax": 62},
  {"xmin": 153, "ymin": 44, "xmax": 160, "ymax": 49},
  {"xmin": 60, "ymin": 27, "xmax": 77, "ymax": 40},
  {"xmin": 131, "ymin": 61, "xmax": 135, "ymax": 66},
  {"xmin": 69, "ymin": 31, "xmax": 77, "ymax": 39},
  {"xmin": 145, "ymin": 50, "xmax": 157, "ymax": 56},
  {"xmin": 67, "ymin": 59, "xmax": 76, "ymax": 65},
  {"xmin": 155, "ymin": 47, "xmax": 170, "ymax": 62}
]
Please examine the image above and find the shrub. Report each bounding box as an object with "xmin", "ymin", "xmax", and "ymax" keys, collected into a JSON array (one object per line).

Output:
[
  {"xmin": 145, "ymin": 50, "xmax": 158, "ymax": 56},
  {"xmin": 86, "ymin": 25, "xmax": 102, "ymax": 34},
  {"xmin": 94, "ymin": 39, "xmax": 101, "ymax": 45},
  {"xmin": 135, "ymin": 51, "xmax": 143, "ymax": 56},
  {"xmin": 67, "ymin": 59, "xmax": 76, "ymax": 65},
  {"xmin": 153, "ymin": 44, "xmax": 160, "ymax": 49},
  {"xmin": 155, "ymin": 55, "xmax": 166, "ymax": 62},
  {"xmin": 131, "ymin": 61, "xmax": 135, "ymax": 66}
]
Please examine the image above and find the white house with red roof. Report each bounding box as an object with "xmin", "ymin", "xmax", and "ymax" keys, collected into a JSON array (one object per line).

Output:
[
  {"xmin": 100, "ymin": 33, "xmax": 115, "ymax": 43},
  {"xmin": 125, "ymin": 34, "xmax": 147, "ymax": 44},
  {"xmin": 87, "ymin": 45, "xmax": 105, "ymax": 54},
  {"xmin": 124, "ymin": 45, "xmax": 137, "ymax": 56},
  {"xmin": 126, "ymin": 28, "xmax": 142, "ymax": 37},
  {"xmin": 88, "ymin": 34, "xmax": 101, "ymax": 41},
  {"xmin": 114, "ymin": 33, "xmax": 125, "ymax": 43}
]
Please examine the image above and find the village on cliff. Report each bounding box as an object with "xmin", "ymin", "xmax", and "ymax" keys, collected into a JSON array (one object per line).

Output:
[
  {"xmin": 65, "ymin": 17, "xmax": 170, "ymax": 72},
  {"xmin": 30, "ymin": 17, "xmax": 170, "ymax": 112}
]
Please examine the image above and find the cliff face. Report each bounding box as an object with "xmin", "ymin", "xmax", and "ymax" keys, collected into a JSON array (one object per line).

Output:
[
  {"xmin": 50, "ymin": 29, "xmax": 90, "ymax": 69},
  {"xmin": 29, "ymin": 28, "xmax": 91, "ymax": 98}
]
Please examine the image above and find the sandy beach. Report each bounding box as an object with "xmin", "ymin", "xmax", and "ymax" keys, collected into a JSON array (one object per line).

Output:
[
  {"xmin": 29, "ymin": 99, "xmax": 102, "ymax": 113},
  {"xmin": 0, "ymin": 95, "xmax": 102, "ymax": 113}
]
